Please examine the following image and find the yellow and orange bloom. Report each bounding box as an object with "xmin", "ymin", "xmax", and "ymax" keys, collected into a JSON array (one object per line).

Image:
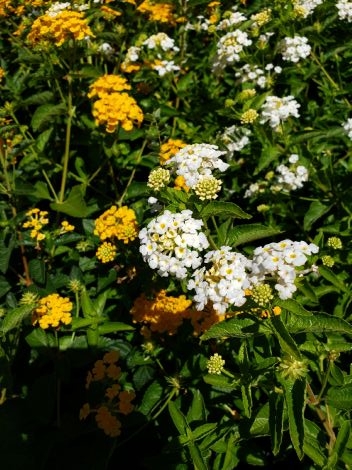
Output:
[
  {"xmin": 94, "ymin": 205, "xmax": 139, "ymax": 243},
  {"xmin": 32, "ymin": 293, "xmax": 73, "ymax": 329}
]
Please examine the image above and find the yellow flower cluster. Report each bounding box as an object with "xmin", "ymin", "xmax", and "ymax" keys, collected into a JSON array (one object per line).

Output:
[
  {"xmin": 27, "ymin": 10, "xmax": 94, "ymax": 47},
  {"xmin": 32, "ymin": 293, "xmax": 73, "ymax": 329},
  {"xmin": 60, "ymin": 220, "xmax": 75, "ymax": 233},
  {"xmin": 0, "ymin": 67, "xmax": 5, "ymax": 82},
  {"xmin": 130, "ymin": 290, "xmax": 192, "ymax": 335},
  {"xmin": 22, "ymin": 208, "xmax": 49, "ymax": 242},
  {"xmin": 91, "ymin": 91, "xmax": 143, "ymax": 133},
  {"xmin": 100, "ymin": 5, "xmax": 122, "ymax": 19},
  {"xmin": 94, "ymin": 205, "xmax": 138, "ymax": 243},
  {"xmin": 88, "ymin": 74, "xmax": 143, "ymax": 133},
  {"xmin": 137, "ymin": 0, "xmax": 176, "ymax": 24},
  {"xmin": 87, "ymin": 74, "xmax": 131, "ymax": 99},
  {"xmin": 96, "ymin": 241, "xmax": 117, "ymax": 263},
  {"xmin": 80, "ymin": 351, "xmax": 136, "ymax": 438},
  {"xmin": 159, "ymin": 138, "xmax": 186, "ymax": 165}
]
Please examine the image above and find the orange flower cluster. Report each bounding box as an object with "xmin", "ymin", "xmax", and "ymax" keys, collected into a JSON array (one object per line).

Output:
[
  {"xmin": 27, "ymin": 10, "xmax": 94, "ymax": 47},
  {"xmin": 80, "ymin": 351, "xmax": 136, "ymax": 438},
  {"xmin": 32, "ymin": 293, "xmax": 73, "ymax": 329},
  {"xmin": 159, "ymin": 138, "xmax": 187, "ymax": 165},
  {"xmin": 88, "ymin": 74, "xmax": 143, "ymax": 133},
  {"xmin": 94, "ymin": 205, "xmax": 138, "ymax": 243},
  {"xmin": 131, "ymin": 290, "xmax": 192, "ymax": 335},
  {"xmin": 137, "ymin": 0, "xmax": 176, "ymax": 24}
]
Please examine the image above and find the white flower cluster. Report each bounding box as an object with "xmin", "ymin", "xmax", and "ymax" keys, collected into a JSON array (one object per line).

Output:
[
  {"xmin": 336, "ymin": 0, "xmax": 352, "ymax": 21},
  {"xmin": 281, "ymin": 36, "xmax": 311, "ymax": 63},
  {"xmin": 293, "ymin": 0, "xmax": 323, "ymax": 17},
  {"xmin": 235, "ymin": 63, "xmax": 282, "ymax": 89},
  {"xmin": 184, "ymin": 15, "xmax": 212, "ymax": 32},
  {"xmin": 152, "ymin": 60, "xmax": 180, "ymax": 77},
  {"xmin": 46, "ymin": 2, "xmax": 71, "ymax": 15},
  {"xmin": 274, "ymin": 158, "xmax": 309, "ymax": 192},
  {"xmin": 219, "ymin": 125, "xmax": 251, "ymax": 155},
  {"xmin": 244, "ymin": 154, "xmax": 308, "ymax": 197},
  {"xmin": 187, "ymin": 247, "xmax": 251, "ymax": 313},
  {"xmin": 139, "ymin": 210, "xmax": 209, "ymax": 279},
  {"xmin": 165, "ymin": 143, "xmax": 229, "ymax": 188},
  {"xmin": 260, "ymin": 95, "xmax": 300, "ymax": 130},
  {"xmin": 143, "ymin": 33, "xmax": 180, "ymax": 54},
  {"xmin": 212, "ymin": 30, "xmax": 252, "ymax": 73},
  {"xmin": 342, "ymin": 118, "xmax": 352, "ymax": 139},
  {"xmin": 216, "ymin": 8, "xmax": 247, "ymax": 30},
  {"xmin": 249, "ymin": 240, "xmax": 319, "ymax": 299}
]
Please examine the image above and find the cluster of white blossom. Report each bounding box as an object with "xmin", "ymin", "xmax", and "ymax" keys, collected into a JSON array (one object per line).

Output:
[
  {"xmin": 152, "ymin": 60, "xmax": 180, "ymax": 77},
  {"xmin": 292, "ymin": 0, "xmax": 323, "ymax": 17},
  {"xmin": 212, "ymin": 30, "xmax": 252, "ymax": 73},
  {"xmin": 274, "ymin": 155, "xmax": 309, "ymax": 192},
  {"xmin": 249, "ymin": 240, "xmax": 319, "ymax": 299},
  {"xmin": 184, "ymin": 15, "xmax": 212, "ymax": 32},
  {"xmin": 260, "ymin": 95, "xmax": 300, "ymax": 130},
  {"xmin": 235, "ymin": 63, "xmax": 282, "ymax": 89},
  {"xmin": 244, "ymin": 155, "xmax": 308, "ymax": 197},
  {"xmin": 216, "ymin": 8, "xmax": 247, "ymax": 30},
  {"xmin": 165, "ymin": 143, "xmax": 229, "ymax": 188},
  {"xmin": 281, "ymin": 36, "xmax": 311, "ymax": 63},
  {"xmin": 219, "ymin": 125, "xmax": 251, "ymax": 155},
  {"xmin": 139, "ymin": 210, "xmax": 209, "ymax": 279},
  {"xmin": 342, "ymin": 118, "xmax": 352, "ymax": 139},
  {"xmin": 98, "ymin": 43, "xmax": 115, "ymax": 58},
  {"xmin": 336, "ymin": 0, "xmax": 352, "ymax": 21},
  {"xmin": 143, "ymin": 33, "xmax": 180, "ymax": 54},
  {"xmin": 187, "ymin": 247, "xmax": 251, "ymax": 313},
  {"xmin": 46, "ymin": 2, "xmax": 71, "ymax": 15}
]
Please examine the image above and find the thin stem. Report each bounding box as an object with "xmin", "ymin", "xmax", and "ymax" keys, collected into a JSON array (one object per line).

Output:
[
  {"xmin": 59, "ymin": 80, "xmax": 74, "ymax": 203},
  {"xmin": 117, "ymin": 138, "xmax": 148, "ymax": 207},
  {"xmin": 317, "ymin": 358, "xmax": 333, "ymax": 403},
  {"xmin": 42, "ymin": 169, "xmax": 59, "ymax": 202},
  {"xmin": 306, "ymin": 383, "xmax": 336, "ymax": 451}
]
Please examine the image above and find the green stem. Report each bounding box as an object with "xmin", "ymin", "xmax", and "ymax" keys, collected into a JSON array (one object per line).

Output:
[
  {"xmin": 59, "ymin": 81, "xmax": 74, "ymax": 203},
  {"xmin": 316, "ymin": 358, "xmax": 333, "ymax": 403},
  {"xmin": 117, "ymin": 138, "xmax": 148, "ymax": 207},
  {"xmin": 42, "ymin": 169, "xmax": 59, "ymax": 202}
]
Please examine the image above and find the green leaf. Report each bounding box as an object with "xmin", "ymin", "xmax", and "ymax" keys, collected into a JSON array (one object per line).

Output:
[
  {"xmin": 80, "ymin": 288, "xmax": 97, "ymax": 318},
  {"xmin": 199, "ymin": 201, "xmax": 251, "ymax": 220},
  {"xmin": 203, "ymin": 374, "xmax": 238, "ymax": 392},
  {"xmin": 318, "ymin": 266, "xmax": 349, "ymax": 293},
  {"xmin": 1, "ymin": 304, "xmax": 35, "ymax": 335},
  {"xmin": 200, "ymin": 316, "xmax": 270, "ymax": 341},
  {"xmin": 29, "ymin": 259, "xmax": 46, "ymax": 285},
  {"xmin": 303, "ymin": 201, "xmax": 333, "ymax": 231},
  {"xmin": 21, "ymin": 91, "xmax": 54, "ymax": 107},
  {"xmin": 326, "ymin": 385, "xmax": 352, "ymax": 410},
  {"xmin": 97, "ymin": 322, "xmax": 134, "ymax": 335},
  {"xmin": 0, "ymin": 235, "xmax": 15, "ymax": 274},
  {"xmin": 50, "ymin": 185, "xmax": 96, "ymax": 218},
  {"xmin": 138, "ymin": 381, "xmax": 163, "ymax": 416},
  {"xmin": 275, "ymin": 298, "xmax": 313, "ymax": 316},
  {"xmin": 25, "ymin": 328, "xmax": 56, "ymax": 348},
  {"xmin": 241, "ymin": 384, "xmax": 253, "ymax": 418},
  {"xmin": 168, "ymin": 401, "xmax": 189, "ymax": 435},
  {"xmin": 326, "ymin": 420, "xmax": 351, "ymax": 469},
  {"xmin": 227, "ymin": 223, "xmax": 282, "ymax": 248},
  {"xmin": 36, "ymin": 128, "xmax": 53, "ymax": 152},
  {"xmin": 303, "ymin": 419, "xmax": 327, "ymax": 467},
  {"xmin": 280, "ymin": 377, "xmax": 306, "ymax": 460},
  {"xmin": 31, "ymin": 103, "xmax": 66, "ymax": 132},
  {"xmin": 187, "ymin": 389, "xmax": 207, "ymax": 423},
  {"xmin": 285, "ymin": 312, "xmax": 352, "ymax": 335},
  {"xmin": 269, "ymin": 392, "xmax": 284, "ymax": 455},
  {"xmin": 268, "ymin": 315, "xmax": 301, "ymax": 359},
  {"xmin": 0, "ymin": 277, "xmax": 11, "ymax": 299}
]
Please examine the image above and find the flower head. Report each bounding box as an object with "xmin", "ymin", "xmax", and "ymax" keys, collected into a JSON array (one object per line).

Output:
[
  {"xmin": 32, "ymin": 293, "xmax": 73, "ymax": 329},
  {"xmin": 94, "ymin": 205, "xmax": 138, "ymax": 243},
  {"xmin": 207, "ymin": 353, "xmax": 225, "ymax": 375}
]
